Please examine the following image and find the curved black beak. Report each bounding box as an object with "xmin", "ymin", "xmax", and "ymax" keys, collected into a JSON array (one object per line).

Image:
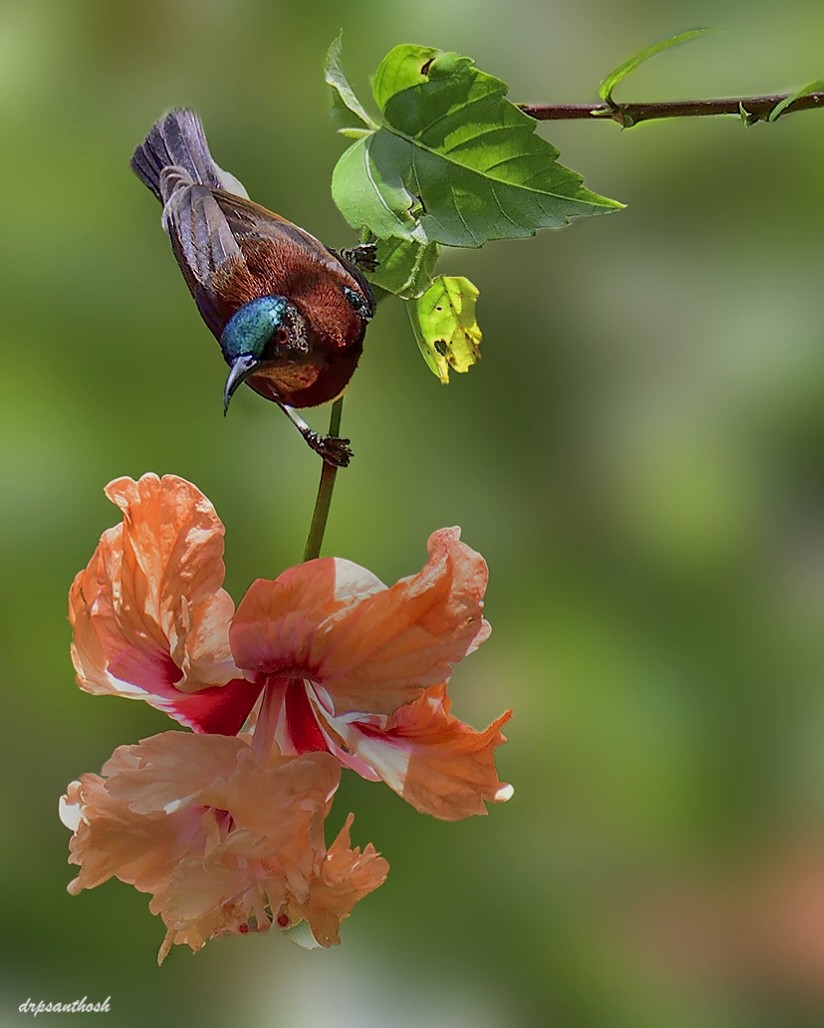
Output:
[{"xmin": 223, "ymin": 354, "xmax": 260, "ymax": 415}]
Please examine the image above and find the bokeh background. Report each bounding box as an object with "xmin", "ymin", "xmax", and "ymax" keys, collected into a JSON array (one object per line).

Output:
[{"xmin": 3, "ymin": 0, "xmax": 824, "ymax": 1025}]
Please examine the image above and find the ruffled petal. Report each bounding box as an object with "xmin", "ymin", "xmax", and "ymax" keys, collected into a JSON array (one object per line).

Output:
[
  {"xmin": 101, "ymin": 732, "xmax": 251, "ymax": 814},
  {"xmin": 60, "ymin": 769, "xmax": 199, "ymax": 897},
  {"xmin": 229, "ymin": 557, "xmax": 385, "ymax": 678},
  {"xmin": 336, "ymin": 686, "xmax": 513, "ymax": 821},
  {"xmin": 61, "ymin": 732, "xmax": 383, "ymax": 960},
  {"xmin": 316, "ymin": 529, "xmax": 490, "ymax": 714},
  {"xmin": 230, "ymin": 559, "xmax": 340, "ymax": 678},
  {"xmin": 69, "ymin": 474, "xmax": 255, "ymax": 733},
  {"xmin": 297, "ymin": 813, "xmax": 389, "ymax": 947},
  {"xmin": 231, "ymin": 529, "xmax": 490, "ymax": 717}
]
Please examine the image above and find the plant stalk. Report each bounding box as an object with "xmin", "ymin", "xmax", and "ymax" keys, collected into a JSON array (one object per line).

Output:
[{"xmin": 303, "ymin": 397, "xmax": 344, "ymax": 562}]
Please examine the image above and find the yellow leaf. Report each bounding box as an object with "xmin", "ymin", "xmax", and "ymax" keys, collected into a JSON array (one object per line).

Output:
[{"xmin": 409, "ymin": 276, "xmax": 482, "ymax": 383}]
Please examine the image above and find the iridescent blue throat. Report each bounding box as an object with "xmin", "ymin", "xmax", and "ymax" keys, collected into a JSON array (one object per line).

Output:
[{"xmin": 220, "ymin": 296, "xmax": 288, "ymax": 360}]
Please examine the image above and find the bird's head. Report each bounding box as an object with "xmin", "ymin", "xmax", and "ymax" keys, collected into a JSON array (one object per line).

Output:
[{"xmin": 220, "ymin": 296, "xmax": 308, "ymax": 413}]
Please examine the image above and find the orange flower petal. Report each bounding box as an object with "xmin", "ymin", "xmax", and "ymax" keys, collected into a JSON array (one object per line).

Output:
[
  {"xmin": 231, "ymin": 528, "xmax": 490, "ymax": 717},
  {"xmin": 318, "ymin": 529, "xmax": 490, "ymax": 713},
  {"xmin": 60, "ymin": 772, "xmax": 197, "ymax": 897},
  {"xmin": 297, "ymin": 813, "xmax": 390, "ymax": 947},
  {"xmin": 230, "ymin": 555, "xmax": 390, "ymax": 681},
  {"xmin": 61, "ymin": 732, "xmax": 386, "ymax": 959},
  {"xmin": 101, "ymin": 732, "xmax": 252, "ymax": 814},
  {"xmin": 69, "ymin": 474, "xmax": 257, "ymax": 733},
  {"xmin": 229, "ymin": 558, "xmax": 354, "ymax": 677},
  {"xmin": 337, "ymin": 686, "xmax": 513, "ymax": 821}
]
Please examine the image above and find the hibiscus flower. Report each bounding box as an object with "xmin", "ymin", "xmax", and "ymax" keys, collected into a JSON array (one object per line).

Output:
[
  {"xmin": 60, "ymin": 732, "xmax": 387, "ymax": 961},
  {"xmin": 69, "ymin": 474, "xmax": 512, "ymax": 820}
]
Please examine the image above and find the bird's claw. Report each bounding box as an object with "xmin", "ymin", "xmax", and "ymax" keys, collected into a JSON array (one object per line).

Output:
[
  {"xmin": 306, "ymin": 431, "xmax": 353, "ymax": 468},
  {"xmin": 339, "ymin": 242, "xmax": 379, "ymax": 273}
]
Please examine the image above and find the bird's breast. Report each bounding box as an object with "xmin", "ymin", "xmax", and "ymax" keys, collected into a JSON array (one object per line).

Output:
[
  {"xmin": 246, "ymin": 345, "xmax": 362, "ymax": 409},
  {"xmin": 249, "ymin": 360, "xmax": 323, "ymax": 395}
]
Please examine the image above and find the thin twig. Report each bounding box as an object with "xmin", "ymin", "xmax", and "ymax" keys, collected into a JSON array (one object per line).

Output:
[{"xmin": 518, "ymin": 91, "xmax": 824, "ymax": 127}]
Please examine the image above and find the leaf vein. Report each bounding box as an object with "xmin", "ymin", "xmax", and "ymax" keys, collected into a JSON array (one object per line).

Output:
[
  {"xmin": 449, "ymin": 180, "xmax": 479, "ymax": 245},
  {"xmin": 489, "ymin": 182, "xmax": 528, "ymax": 231},
  {"xmin": 410, "ymin": 151, "xmax": 450, "ymax": 238},
  {"xmin": 363, "ymin": 137, "xmax": 404, "ymax": 225},
  {"xmin": 443, "ymin": 124, "xmax": 525, "ymax": 155},
  {"xmin": 389, "ymin": 128, "xmax": 605, "ymax": 204},
  {"xmin": 413, "ymin": 92, "xmax": 500, "ymax": 138},
  {"xmin": 481, "ymin": 152, "xmax": 543, "ymax": 175}
]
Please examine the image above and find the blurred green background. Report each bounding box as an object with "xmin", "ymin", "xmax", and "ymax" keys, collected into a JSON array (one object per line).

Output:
[{"xmin": 3, "ymin": 0, "xmax": 824, "ymax": 1025}]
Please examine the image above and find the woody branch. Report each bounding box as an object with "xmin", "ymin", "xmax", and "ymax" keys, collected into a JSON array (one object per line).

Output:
[{"xmin": 518, "ymin": 91, "xmax": 824, "ymax": 127}]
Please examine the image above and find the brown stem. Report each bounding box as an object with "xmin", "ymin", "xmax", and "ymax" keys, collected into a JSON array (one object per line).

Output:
[{"xmin": 518, "ymin": 91, "xmax": 824, "ymax": 127}]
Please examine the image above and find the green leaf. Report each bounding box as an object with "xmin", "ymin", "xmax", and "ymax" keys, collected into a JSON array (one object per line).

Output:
[
  {"xmin": 369, "ymin": 238, "xmax": 440, "ymax": 299},
  {"xmin": 768, "ymin": 80, "xmax": 824, "ymax": 122},
  {"xmin": 409, "ymin": 276, "xmax": 482, "ymax": 382},
  {"xmin": 325, "ymin": 32, "xmax": 378, "ymax": 138},
  {"xmin": 598, "ymin": 29, "xmax": 715, "ymax": 105},
  {"xmin": 372, "ymin": 44, "xmax": 442, "ymax": 107},
  {"xmin": 331, "ymin": 42, "xmax": 622, "ymax": 248}
]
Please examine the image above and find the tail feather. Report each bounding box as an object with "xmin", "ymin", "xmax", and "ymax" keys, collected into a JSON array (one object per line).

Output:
[{"xmin": 131, "ymin": 108, "xmax": 237, "ymax": 202}]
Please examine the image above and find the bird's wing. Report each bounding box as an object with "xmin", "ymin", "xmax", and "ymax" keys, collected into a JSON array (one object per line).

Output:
[
  {"xmin": 160, "ymin": 169, "xmax": 242, "ymax": 287},
  {"xmin": 158, "ymin": 169, "xmax": 251, "ymax": 337},
  {"xmin": 210, "ymin": 190, "xmax": 352, "ymax": 281},
  {"xmin": 160, "ymin": 179, "xmax": 374, "ymax": 340}
]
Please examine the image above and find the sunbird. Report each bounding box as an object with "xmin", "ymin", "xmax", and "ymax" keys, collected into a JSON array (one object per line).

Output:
[{"xmin": 131, "ymin": 108, "xmax": 376, "ymax": 466}]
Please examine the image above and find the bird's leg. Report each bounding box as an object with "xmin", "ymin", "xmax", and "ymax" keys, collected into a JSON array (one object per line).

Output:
[
  {"xmin": 277, "ymin": 402, "xmax": 353, "ymax": 468},
  {"xmin": 337, "ymin": 242, "xmax": 379, "ymax": 273}
]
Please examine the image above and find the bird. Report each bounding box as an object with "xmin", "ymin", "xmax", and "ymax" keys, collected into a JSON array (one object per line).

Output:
[{"xmin": 130, "ymin": 108, "xmax": 376, "ymax": 466}]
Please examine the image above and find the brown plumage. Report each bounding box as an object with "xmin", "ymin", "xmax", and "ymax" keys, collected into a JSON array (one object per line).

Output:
[{"xmin": 131, "ymin": 108, "xmax": 375, "ymax": 464}]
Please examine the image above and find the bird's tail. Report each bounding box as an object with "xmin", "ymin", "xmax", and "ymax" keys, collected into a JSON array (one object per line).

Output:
[{"xmin": 130, "ymin": 108, "xmax": 246, "ymax": 202}]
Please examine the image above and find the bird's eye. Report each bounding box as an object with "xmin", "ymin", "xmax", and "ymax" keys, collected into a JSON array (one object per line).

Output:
[{"xmin": 275, "ymin": 327, "xmax": 289, "ymax": 344}]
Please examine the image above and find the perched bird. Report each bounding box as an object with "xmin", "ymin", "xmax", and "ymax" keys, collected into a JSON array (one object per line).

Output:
[{"xmin": 131, "ymin": 108, "xmax": 376, "ymax": 466}]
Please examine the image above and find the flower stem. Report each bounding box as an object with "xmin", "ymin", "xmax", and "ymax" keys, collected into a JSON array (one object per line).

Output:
[{"xmin": 303, "ymin": 397, "xmax": 344, "ymax": 562}]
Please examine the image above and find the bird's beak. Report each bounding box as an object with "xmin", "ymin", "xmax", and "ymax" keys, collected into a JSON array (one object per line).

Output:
[{"xmin": 223, "ymin": 354, "xmax": 260, "ymax": 415}]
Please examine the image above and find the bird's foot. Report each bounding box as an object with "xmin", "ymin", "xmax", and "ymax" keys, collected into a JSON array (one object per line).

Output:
[
  {"xmin": 306, "ymin": 431, "xmax": 353, "ymax": 468},
  {"xmin": 278, "ymin": 401, "xmax": 354, "ymax": 467},
  {"xmin": 339, "ymin": 242, "xmax": 379, "ymax": 273}
]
